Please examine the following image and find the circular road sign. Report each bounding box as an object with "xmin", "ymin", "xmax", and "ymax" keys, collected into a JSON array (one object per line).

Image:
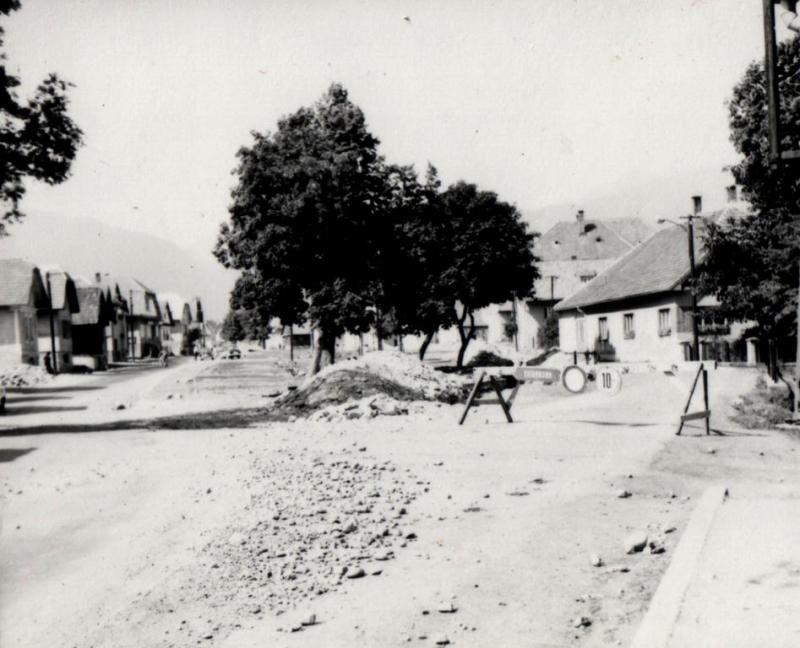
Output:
[
  {"xmin": 596, "ymin": 367, "xmax": 623, "ymax": 395},
  {"xmin": 562, "ymin": 365, "xmax": 587, "ymax": 393}
]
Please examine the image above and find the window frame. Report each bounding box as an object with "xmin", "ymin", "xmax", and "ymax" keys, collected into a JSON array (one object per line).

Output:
[
  {"xmin": 598, "ymin": 316, "xmax": 609, "ymax": 342},
  {"xmin": 658, "ymin": 308, "xmax": 672, "ymax": 337},
  {"xmin": 623, "ymin": 312, "xmax": 635, "ymax": 339}
]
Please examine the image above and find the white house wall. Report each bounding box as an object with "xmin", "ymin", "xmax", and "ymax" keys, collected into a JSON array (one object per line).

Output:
[{"xmin": 557, "ymin": 293, "xmax": 693, "ymax": 364}]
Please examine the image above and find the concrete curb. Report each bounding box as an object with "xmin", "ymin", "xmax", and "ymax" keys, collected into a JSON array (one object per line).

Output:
[{"xmin": 629, "ymin": 484, "xmax": 728, "ymax": 648}]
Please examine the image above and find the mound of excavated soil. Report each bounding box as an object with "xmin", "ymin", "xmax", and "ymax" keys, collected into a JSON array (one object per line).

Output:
[
  {"xmin": 467, "ymin": 350, "xmax": 514, "ymax": 367},
  {"xmin": 279, "ymin": 369, "xmax": 425, "ymax": 414},
  {"xmin": 0, "ymin": 364, "xmax": 53, "ymax": 388},
  {"xmin": 277, "ymin": 352, "xmax": 469, "ymax": 417}
]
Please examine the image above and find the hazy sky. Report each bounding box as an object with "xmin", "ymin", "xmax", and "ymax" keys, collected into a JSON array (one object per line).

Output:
[{"xmin": 2, "ymin": 0, "xmax": 781, "ymax": 255}]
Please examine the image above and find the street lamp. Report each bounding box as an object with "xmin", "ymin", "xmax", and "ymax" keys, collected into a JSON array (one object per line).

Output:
[{"xmin": 657, "ymin": 195, "xmax": 703, "ymax": 361}]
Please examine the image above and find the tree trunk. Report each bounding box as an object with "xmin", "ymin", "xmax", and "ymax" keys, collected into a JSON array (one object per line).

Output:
[
  {"xmin": 398, "ymin": 336, "xmax": 404, "ymax": 352},
  {"xmin": 456, "ymin": 307, "xmax": 476, "ymax": 369},
  {"xmin": 376, "ymin": 305, "xmax": 383, "ymax": 351},
  {"xmin": 794, "ymin": 259, "xmax": 800, "ymax": 418},
  {"xmin": 309, "ymin": 329, "xmax": 336, "ymax": 376},
  {"xmin": 289, "ymin": 324, "xmax": 294, "ymax": 362},
  {"xmin": 419, "ymin": 331, "xmax": 434, "ymax": 361}
]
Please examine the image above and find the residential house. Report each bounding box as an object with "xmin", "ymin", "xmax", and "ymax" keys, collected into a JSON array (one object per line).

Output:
[
  {"xmin": 159, "ymin": 293, "xmax": 193, "ymax": 355},
  {"xmin": 115, "ymin": 277, "xmax": 162, "ymax": 359},
  {"xmin": 72, "ymin": 277, "xmax": 115, "ymax": 370},
  {"xmin": 189, "ymin": 297, "xmax": 206, "ymax": 351},
  {"xmin": 554, "ymin": 203, "xmax": 750, "ymax": 365},
  {"xmin": 37, "ymin": 266, "xmax": 80, "ymax": 372},
  {"xmin": 94, "ymin": 273, "xmax": 129, "ymax": 362},
  {"xmin": 0, "ymin": 259, "xmax": 50, "ymax": 366},
  {"xmin": 484, "ymin": 211, "xmax": 654, "ymax": 351}
]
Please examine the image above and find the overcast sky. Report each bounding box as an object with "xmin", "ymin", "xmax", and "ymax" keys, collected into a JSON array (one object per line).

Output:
[{"xmin": 3, "ymin": 0, "xmax": 780, "ymax": 255}]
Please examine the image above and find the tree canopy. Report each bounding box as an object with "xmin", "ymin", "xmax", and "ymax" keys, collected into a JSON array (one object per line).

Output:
[
  {"xmin": 216, "ymin": 83, "xmax": 539, "ymax": 371},
  {"xmin": 0, "ymin": 1, "xmax": 83, "ymax": 235},
  {"xmin": 700, "ymin": 36, "xmax": 800, "ymax": 345},
  {"xmin": 440, "ymin": 181, "xmax": 539, "ymax": 367},
  {"xmin": 215, "ymin": 84, "xmax": 385, "ymax": 372},
  {"xmin": 221, "ymin": 309, "xmax": 246, "ymax": 343}
]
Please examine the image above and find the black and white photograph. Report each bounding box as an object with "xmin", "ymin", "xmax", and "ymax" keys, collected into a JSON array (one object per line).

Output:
[{"xmin": 2, "ymin": 1, "xmax": 800, "ymax": 646}]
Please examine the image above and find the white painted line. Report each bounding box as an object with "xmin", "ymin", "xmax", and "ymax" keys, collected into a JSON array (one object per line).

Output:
[{"xmin": 629, "ymin": 485, "xmax": 728, "ymax": 648}]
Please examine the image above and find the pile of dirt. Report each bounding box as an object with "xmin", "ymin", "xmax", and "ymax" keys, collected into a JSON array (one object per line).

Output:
[
  {"xmin": 467, "ymin": 350, "xmax": 514, "ymax": 367},
  {"xmin": 278, "ymin": 351, "xmax": 468, "ymax": 417},
  {"xmin": 0, "ymin": 364, "xmax": 52, "ymax": 388}
]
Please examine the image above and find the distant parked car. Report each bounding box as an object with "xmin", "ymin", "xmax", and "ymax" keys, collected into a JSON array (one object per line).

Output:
[{"xmin": 227, "ymin": 348, "xmax": 242, "ymax": 360}]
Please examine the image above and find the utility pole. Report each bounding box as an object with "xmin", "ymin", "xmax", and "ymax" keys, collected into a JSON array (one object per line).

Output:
[
  {"xmin": 129, "ymin": 289, "xmax": 135, "ymax": 360},
  {"xmin": 45, "ymin": 271, "xmax": 58, "ymax": 374},
  {"xmin": 686, "ymin": 196, "xmax": 701, "ymax": 362}
]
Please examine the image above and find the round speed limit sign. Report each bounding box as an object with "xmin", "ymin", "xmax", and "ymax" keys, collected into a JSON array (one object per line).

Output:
[
  {"xmin": 596, "ymin": 367, "xmax": 622, "ymax": 395},
  {"xmin": 562, "ymin": 365, "xmax": 587, "ymax": 393}
]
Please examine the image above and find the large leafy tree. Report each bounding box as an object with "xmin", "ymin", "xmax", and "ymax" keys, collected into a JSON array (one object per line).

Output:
[
  {"xmin": 221, "ymin": 309, "xmax": 245, "ymax": 343},
  {"xmin": 700, "ymin": 35, "xmax": 800, "ymax": 384},
  {"xmin": 440, "ymin": 181, "xmax": 538, "ymax": 368},
  {"xmin": 371, "ymin": 163, "xmax": 457, "ymax": 359},
  {"xmin": 230, "ymin": 271, "xmax": 274, "ymax": 345},
  {"xmin": 1, "ymin": 1, "xmax": 83, "ymax": 235},
  {"xmin": 215, "ymin": 84, "xmax": 386, "ymax": 373}
]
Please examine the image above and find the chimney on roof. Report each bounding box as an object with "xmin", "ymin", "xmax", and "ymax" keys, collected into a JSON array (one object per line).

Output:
[
  {"xmin": 726, "ymin": 185, "xmax": 738, "ymax": 203},
  {"xmin": 692, "ymin": 195, "xmax": 702, "ymax": 215},
  {"xmin": 576, "ymin": 210, "xmax": 586, "ymax": 235}
]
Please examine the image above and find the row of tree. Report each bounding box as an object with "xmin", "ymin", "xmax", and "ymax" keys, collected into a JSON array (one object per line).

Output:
[{"xmin": 215, "ymin": 84, "xmax": 538, "ymax": 373}]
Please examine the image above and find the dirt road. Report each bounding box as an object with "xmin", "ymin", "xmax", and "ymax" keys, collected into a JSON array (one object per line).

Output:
[{"xmin": 2, "ymin": 361, "xmax": 794, "ymax": 648}]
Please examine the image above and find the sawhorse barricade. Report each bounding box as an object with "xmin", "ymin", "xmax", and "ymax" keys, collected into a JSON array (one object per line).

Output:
[
  {"xmin": 458, "ymin": 366, "xmax": 562, "ymax": 425},
  {"xmin": 676, "ymin": 362, "xmax": 711, "ymax": 435}
]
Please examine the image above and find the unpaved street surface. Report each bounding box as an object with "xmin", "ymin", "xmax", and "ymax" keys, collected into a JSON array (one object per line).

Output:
[{"xmin": 2, "ymin": 358, "xmax": 797, "ymax": 647}]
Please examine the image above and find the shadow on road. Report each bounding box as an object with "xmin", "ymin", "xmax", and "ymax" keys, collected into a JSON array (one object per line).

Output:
[
  {"xmin": 3, "ymin": 405, "xmax": 89, "ymax": 416},
  {"xmin": 0, "ymin": 447, "xmax": 36, "ymax": 462},
  {"xmin": 6, "ymin": 395, "xmax": 73, "ymax": 403},
  {"xmin": 7, "ymin": 385, "xmax": 105, "ymax": 395},
  {"xmin": 0, "ymin": 407, "xmax": 284, "ymax": 436}
]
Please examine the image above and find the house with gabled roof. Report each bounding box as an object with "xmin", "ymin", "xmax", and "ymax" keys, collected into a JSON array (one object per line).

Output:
[
  {"xmin": 114, "ymin": 276, "xmax": 161, "ymax": 358},
  {"xmin": 486, "ymin": 211, "xmax": 654, "ymax": 351},
  {"xmin": 37, "ymin": 266, "xmax": 80, "ymax": 372},
  {"xmin": 554, "ymin": 203, "xmax": 750, "ymax": 364},
  {"xmin": 72, "ymin": 277, "xmax": 116, "ymax": 369},
  {"xmin": 159, "ymin": 293, "xmax": 193, "ymax": 355},
  {"xmin": 0, "ymin": 259, "xmax": 50, "ymax": 366}
]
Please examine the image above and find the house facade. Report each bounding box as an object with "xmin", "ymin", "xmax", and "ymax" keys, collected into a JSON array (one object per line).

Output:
[
  {"xmin": 72, "ymin": 278, "xmax": 115, "ymax": 370},
  {"xmin": 0, "ymin": 259, "xmax": 50, "ymax": 367},
  {"xmin": 115, "ymin": 277, "xmax": 162, "ymax": 359},
  {"xmin": 37, "ymin": 267, "xmax": 80, "ymax": 372},
  {"xmin": 554, "ymin": 206, "xmax": 750, "ymax": 365},
  {"xmin": 482, "ymin": 211, "xmax": 653, "ymax": 352}
]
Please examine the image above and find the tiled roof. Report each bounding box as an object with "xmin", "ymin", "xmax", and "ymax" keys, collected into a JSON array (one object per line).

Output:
[
  {"xmin": 535, "ymin": 218, "xmax": 650, "ymax": 262},
  {"xmin": 0, "ymin": 259, "xmax": 49, "ymax": 308},
  {"xmin": 72, "ymin": 284, "xmax": 104, "ymax": 325},
  {"xmin": 532, "ymin": 258, "xmax": 618, "ymax": 302},
  {"xmin": 160, "ymin": 293, "xmax": 191, "ymax": 325},
  {"xmin": 39, "ymin": 266, "xmax": 80, "ymax": 313},
  {"xmin": 554, "ymin": 208, "xmax": 746, "ymax": 312},
  {"xmin": 115, "ymin": 276, "xmax": 160, "ymax": 319}
]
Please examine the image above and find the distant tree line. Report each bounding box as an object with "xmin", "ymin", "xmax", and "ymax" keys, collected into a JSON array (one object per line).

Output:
[{"xmin": 215, "ymin": 84, "xmax": 538, "ymax": 373}]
